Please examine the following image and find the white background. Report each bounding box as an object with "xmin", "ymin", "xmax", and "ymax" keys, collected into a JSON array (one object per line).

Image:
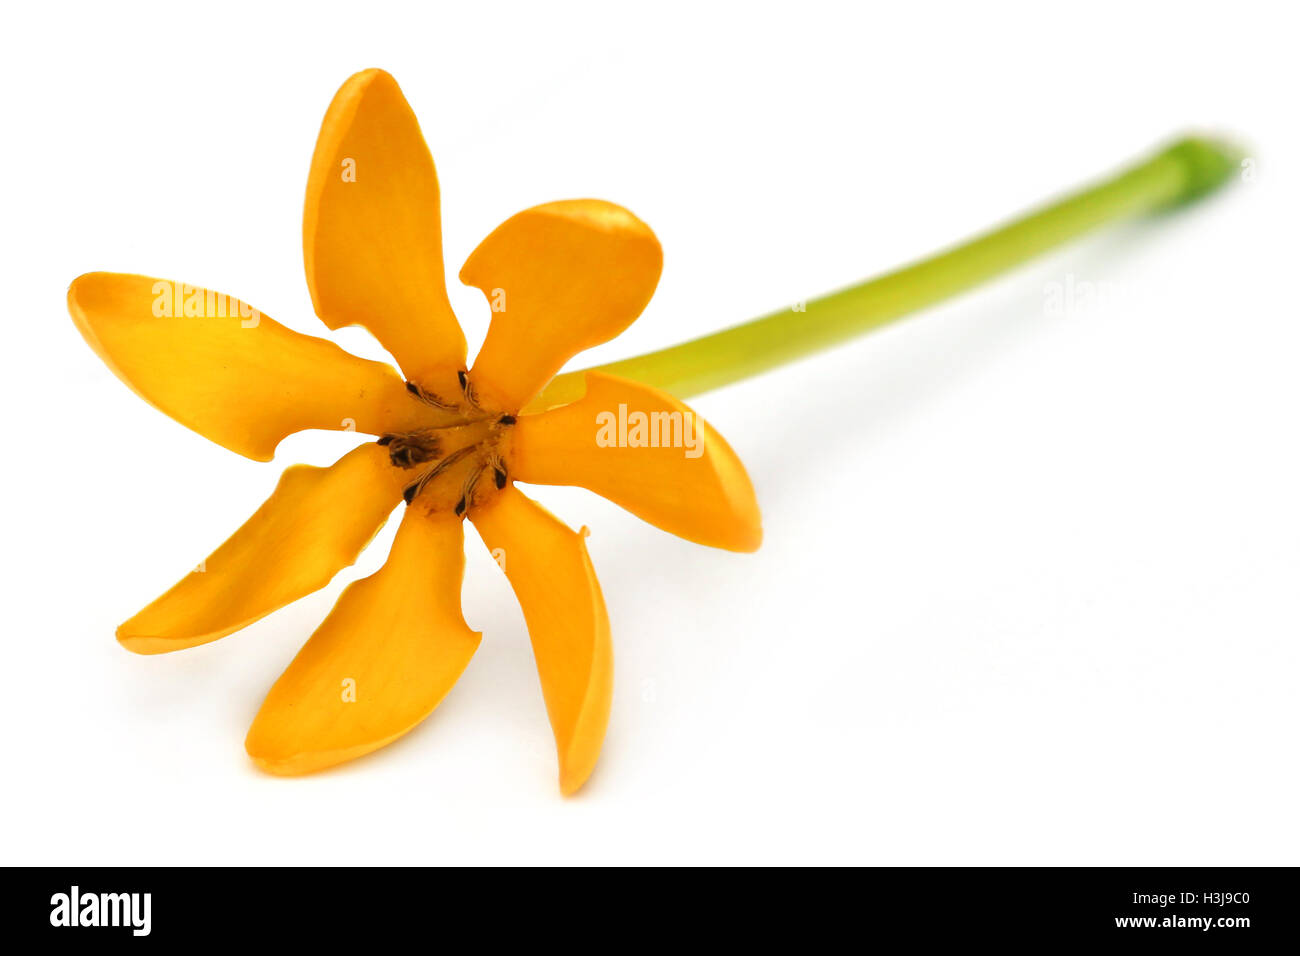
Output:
[{"xmin": 2, "ymin": 1, "xmax": 1296, "ymax": 865}]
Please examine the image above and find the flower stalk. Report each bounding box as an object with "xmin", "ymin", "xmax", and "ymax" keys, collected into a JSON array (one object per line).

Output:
[{"xmin": 539, "ymin": 136, "xmax": 1241, "ymax": 408}]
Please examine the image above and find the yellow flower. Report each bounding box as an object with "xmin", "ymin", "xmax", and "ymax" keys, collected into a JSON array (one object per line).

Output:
[{"xmin": 67, "ymin": 69, "xmax": 761, "ymax": 795}]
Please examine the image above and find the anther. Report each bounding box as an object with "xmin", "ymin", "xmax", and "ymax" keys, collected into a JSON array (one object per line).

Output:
[
  {"xmin": 384, "ymin": 432, "xmax": 441, "ymax": 469},
  {"xmin": 456, "ymin": 463, "xmax": 488, "ymax": 516},
  {"xmin": 493, "ymin": 465, "xmax": 507, "ymax": 489},
  {"xmin": 457, "ymin": 370, "xmax": 484, "ymax": 411},
  {"xmin": 404, "ymin": 380, "xmax": 455, "ymax": 410},
  {"xmin": 497, "ymin": 414, "xmax": 516, "ymax": 426}
]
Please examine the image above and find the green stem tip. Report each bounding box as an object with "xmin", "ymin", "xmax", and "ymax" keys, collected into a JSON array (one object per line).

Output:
[{"xmin": 535, "ymin": 135, "xmax": 1242, "ymax": 409}]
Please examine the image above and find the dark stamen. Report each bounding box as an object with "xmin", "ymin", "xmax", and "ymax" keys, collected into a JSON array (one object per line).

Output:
[
  {"xmin": 454, "ymin": 496, "xmax": 467, "ymax": 516},
  {"xmin": 457, "ymin": 463, "xmax": 488, "ymax": 515},
  {"xmin": 457, "ymin": 370, "xmax": 484, "ymax": 411},
  {"xmin": 401, "ymin": 444, "xmax": 479, "ymax": 505},
  {"xmin": 497, "ymin": 414, "xmax": 516, "ymax": 426},
  {"xmin": 494, "ymin": 466, "xmax": 507, "ymax": 489},
  {"xmin": 404, "ymin": 380, "xmax": 456, "ymax": 410},
  {"xmin": 384, "ymin": 431, "xmax": 441, "ymax": 469}
]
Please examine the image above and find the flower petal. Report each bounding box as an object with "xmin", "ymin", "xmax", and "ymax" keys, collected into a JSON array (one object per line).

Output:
[
  {"xmin": 470, "ymin": 487, "xmax": 612, "ymax": 795},
  {"xmin": 117, "ymin": 443, "xmax": 406, "ymax": 654},
  {"xmin": 246, "ymin": 508, "xmax": 480, "ymax": 775},
  {"xmin": 68, "ymin": 272, "xmax": 438, "ymax": 461},
  {"xmin": 463, "ymin": 200, "xmax": 662, "ymax": 413},
  {"xmin": 510, "ymin": 372, "xmax": 762, "ymax": 552},
  {"xmin": 304, "ymin": 68, "xmax": 466, "ymax": 394}
]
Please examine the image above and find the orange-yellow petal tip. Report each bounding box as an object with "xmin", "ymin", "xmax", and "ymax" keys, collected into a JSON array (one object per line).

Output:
[
  {"xmin": 304, "ymin": 66, "xmax": 466, "ymax": 384},
  {"xmin": 243, "ymin": 737, "xmax": 383, "ymax": 778},
  {"xmin": 66, "ymin": 271, "xmax": 111, "ymax": 339},
  {"xmin": 243, "ymin": 743, "xmax": 340, "ymax": 777},
  {"xmin": 558, "ymin": 726, "xmax": 607, "ymax": 796},
  {"xmin": 245, "ymin": 750, "xmax": 300, "ymax": 777},
  {"xmin": 560, "ymin": 766, "xmax": 593, "ymax": 797},
  {"xmin": 457, "ymin": 200, "xmax": 660, "ymax": 289},
  {"xmin": 462, "ymin": 200, "xmax": 663, "ymax": 411},
  {"xmin": 67, "ymin": 273, "xmax": 88, "ymax": 304},
  {"xmin": 115, "ymin": 627, "xmax": 178, "ymax": 656},
  {"xmin": 734, "ymin": 524, "xmax": 764, "ymax": 554}
]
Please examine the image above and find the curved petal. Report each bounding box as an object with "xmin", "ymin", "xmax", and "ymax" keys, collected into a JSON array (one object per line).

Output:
[
  {"xmin": 304, "ymin": 68, "xmax": 466, "ymax": 395},
  {"xmin": 463, "ymin": 199, "xmax": 662, "ymax": 413},
  {"xmin": 510, "ymin": 372, "xmax": 762, "ymax": 552},
  {"xmin": 246, "ymin": 509, "xmax": 480, "ymax": 775},
  {"xmin": 470, "ymin": 487, "xmax": 612, "ymax": 795},
  {"xmin": 68, "ymin": 272, "xmax": 441, "ymax": 461},
  {"xmin": 118, "ymin": 443, "xmax": 406, "ymax": 654}
]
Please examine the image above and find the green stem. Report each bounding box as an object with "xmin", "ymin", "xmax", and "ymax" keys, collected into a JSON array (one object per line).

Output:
[{"xmin": 536, "ymin": 135, "xmax": 1239, "ymax": 409}]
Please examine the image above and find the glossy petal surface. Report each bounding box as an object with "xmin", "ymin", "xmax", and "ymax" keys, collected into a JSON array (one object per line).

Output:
[
  {"xmin": 118, "ymin": 443, "xmax": 406, "ymax": 654},
  {"xmin": 464, "ymin": 200, "xmax": 662, "ymax": 412},
  {"xmin": 304, "ymin": 68, "xmax": 466, "ymax": 393},
  {"xmin": 246, "ymin": 509, "xmax": 480, "ymax": 775},
  {"xmin": 68, "ymin": 272, "xmax": 432, "ymax": 461},
  {"xmin": 511, "ymin": 372, "xmax": 762, "ymax": 552},
  {"xmin": 471, "ymin": 487, "xmax": 612, "ymax": 794}
]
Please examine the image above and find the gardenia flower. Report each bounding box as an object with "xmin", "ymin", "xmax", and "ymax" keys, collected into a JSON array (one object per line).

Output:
[{"xmin": 68, "ymin": 69, "xmax": 761, "ymax": 795}]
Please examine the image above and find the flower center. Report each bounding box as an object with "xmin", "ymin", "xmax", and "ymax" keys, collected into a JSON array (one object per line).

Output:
[{"xmin": 380, "ymin": 403, "xmax": 515, "ymax": 516}]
